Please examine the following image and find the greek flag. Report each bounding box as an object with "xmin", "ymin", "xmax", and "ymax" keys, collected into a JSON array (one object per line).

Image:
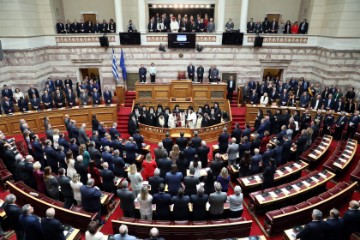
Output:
[{"xmin": 112, "ymin": 48, "xmax": 120, "ymax": 83}]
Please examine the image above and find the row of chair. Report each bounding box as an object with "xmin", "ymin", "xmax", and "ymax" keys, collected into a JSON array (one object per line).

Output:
[
  {"xmin": 264, "ymin": 181, "xmax": 357, "ymax": 235},
  {"xmin": 324, "ymin": 139, "xmax": 358, "ymax": 173},
  {"xmin": 300, "ymin": 135, "xmax": 332, "ymax": 163}
]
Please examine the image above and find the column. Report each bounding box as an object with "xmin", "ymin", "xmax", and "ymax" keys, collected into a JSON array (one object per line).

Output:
[
  {"xmin": 114, "ymin": 0, "xmax": 124, "ymax": 32},
  {"xmin": 217, "ymin": 0, "xmax": 225, "ymax": 33},
  {"xmin": 137, "ymin": 0, "xmax": 146, "ymax": 33},
  {"xmin": 240, "ymin": 0, "xmax": 249, "ymax": 33}
]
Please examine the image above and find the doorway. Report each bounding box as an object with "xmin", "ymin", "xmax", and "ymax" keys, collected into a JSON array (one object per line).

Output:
[
  {"xmin": 266, "ymin": 14, "xmax": 281, "ymax": 22},
  {"xmin": 83, "ymin": 14, "xmax": 97, "ymax": 24},
  {"xmin": 263, "ymin": 68, "xmax": 283, "ymax": 80},
  {"xmin": 80, "ymin": 68, "xmax": 102, "ymax": 93}
]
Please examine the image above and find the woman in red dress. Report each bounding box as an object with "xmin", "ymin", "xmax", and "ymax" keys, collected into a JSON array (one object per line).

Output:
[
  {"xmin": 33, "ymin": 161, "xmax": 46, "ymax": 194},
  {"xmin": 259, "ymin": 131, "xmax": 271, "ymax": 154},
  {"xmin": 88, "ymin": 160, "xmax": 102, "ymax": 188},
  {"xmin": 291, "ymin": 21, "xmax": 299, "ymax": 34},
  {"xmin": 141, "ymin": 153, "xmax": 157, "ymax": 180}
]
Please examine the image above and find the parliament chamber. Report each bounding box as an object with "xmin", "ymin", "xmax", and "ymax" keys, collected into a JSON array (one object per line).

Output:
[{"xmin": 1, "ymin": 0, "xmax": 360, "ymax": 239}]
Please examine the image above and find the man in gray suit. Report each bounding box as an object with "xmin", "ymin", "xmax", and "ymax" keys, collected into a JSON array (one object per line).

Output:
[
  {"xmin": 78, "ymin": 123, "xmax": 89, "ymax": 145},
  {"xmin": 209, "ymin": 182, "xmax": 227, "ymax": 219},
  {"xmin": 88, "ymin": 141, "xmax": 102, "ymax": 167},
  {"xmin": 226, "ymin": 137, "xmax": 239, "ymax": 166},
  {"xmin": 116, "ymin": 181, "xmax": 135, "ymax": 217},
  {"xmin": 154, "ymin": 142, "xmax": 168, "ymax": 164}
]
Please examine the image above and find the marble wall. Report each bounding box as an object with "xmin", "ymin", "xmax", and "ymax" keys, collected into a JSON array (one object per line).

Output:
[{"xmin": 1, "ymin": 45, "xmax": 359, "ymax": 98}]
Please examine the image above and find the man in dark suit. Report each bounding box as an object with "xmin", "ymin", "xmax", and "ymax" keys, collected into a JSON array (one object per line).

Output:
[
  {"xmin": 2, "ymin": 96, "xmax": 14, "ymax": 114},
  {"xmin": 44, "ymin": 140, "xmax": 59, "ymax": 173},
  {"xmin": 116, "ymin": 180, "xmax": 135, "ymax": 217},
  {"xmin": 3, "ymin": 194, "xmax": 24, "ymax": 240},
  {"xmin": 198, "ymin": 140, "xmax": 210, "ymax": 168},
  {"xmin": 176, "ymin": 132, "xmax": 188, "ymax": 151},
  {"xmin": 347, "ymin": 110, "xmax": 360, "ymax": 138},
  {"xmin": 75, "ymin": 155, "xmax": 88, "ymax": 185},
  {"xmin": 71, "ymin": 20, "xmax": 79, "ymax": 33},
  {"xmin": 69, "ymin": 120, "xmax": 79, "ymax": 142},
  {"xmin": 92, "ymin": 88, "xmax": 101, "ymax": 105},
  {"xmin": 65, "ymin": 89, "xmax": 75, "ymax": 107},
  {"xmin": 148, "ymin": 17, "xmax": 157, "ymax": 32},
  {"xmin": 281, "ymin": 136, "xmax": 292, "ymax": 165},
  {"xmin": 209, "ymin": 182, "xmax": 227, "ymax": 219},
  {"xmin": 324, "ymin": 208, "xmax": 344, "ymax": 240},
  {"xmin": 196, "ymin": 65, "xmax": 204, "ymax": 82},
  {"xmin": 334, "ymin": 111, "xmax": 348, "ymax": 140},
  {"xmin": 296, "ymin": 209, "xmax": 327, "ymax": 240},
  {"xmin": 311, "ymin": 94, "xmax": 322, "ymax": 110},
  {"xmin": 250, "ymin": 148, "xmax": 262, "ymax": 174},
  {"xmin": 324, "ymin": 94, "xmax": 335, "ymax": 110},
  {"xmin": 218, "ymin": 127, "xmax": 230, "ymax": 154},
  {"xmin": 56, "ymin": 19, "xmax": 65, "ymax": 33},
  {"xmin": 132, "ymin": 129, "xmax": 144, "ymax": 154},
  {"xmin": 343, "ymin": 200, "xmax": 360, "ymax": 239},
  {"xmin": 103, "ymin": 87, "xmax": 112, "ymax": 104},
  {"xmin": 41, "ymin": 90, "xmax": 53, "ymax": 109},
  {"xmin": 58, "ymin": 168, "xmax": 74, "ymax": 209},
  {"xmin": 227, "ymin": 76, "xmax": 236, "ymax": 101},
  {"xmin": 28, "ymin": 85, "xmax": 39, "ymax": 98},
  {"xmin": 210, "ymin": 153, "xmax": 223, "ymax": 178},
  {"xmin": 295, "ymin": 130, "xmax": 308, "ymax": 161},
  {"xmin": 139, "ymin": 64, "xmax": 147, "ymax": 83},
  {"xmin": 162, "ymin": 131, "xmax": 173, "ymax": 156},
  {"xmin": 262, "ymin": 18, "xmax": 270, "ymax": 33},
  {"xmin": 262, "ymin": 159, "xmax": 276, "ymax": 189},
  {"xmin": 231, "ymin": 123, "xmax": 242, "ymax": 144},
  {"xmin": 190, "ymin": 186, "xmax": 209, "ymax": 220},
  {"xmin": 88, "ymin": 141, "xmax": 102, "ymax": 167},
  {"xmin": 323, "ymin": 111, "xmax": 335, "ymax": 135},
  {"xmin": 53, "ymin": 89, "xmax": 65, "ymax": 108},
  {"xmin": 124, "ymin": 137, "xmax": 138, "ymax": 164},
  {"xmin": 273, "ymin": 140, "xmax": 283, "ymax": 166},
  {"xmin": 30, "ymin": 93, "xmax": 40, "ymax": 110},
  {"xmin": 152, "ymin": 183, "xmax": 172, "ymax": 220},
  {"xmin": 41, "ymin": 208, "xmax": 65, "ymax": 240},
  {"xmin": 183, "ymin": 168, "xmax": 199, "ymax": 195},
  {"xmin": 299, "ymin": 19, "xmax": 309, "ymax": 34},
  {"xmin": 154, "ymin": 142, "xmax": 168, "ymax": 163},
  {"xmin": 148, "ymin": 168, "xmax": 164, "ymax": 195},
  {"xmin": 1, "ymin": 85, "xmax": 13, "ymax": 100},
  {"xmin": 78, "ymin": 123, "xmax": 89, "ymax": 145},
  {"xmin": 157, "ymin": 156, "xmax": 172, "ymax": 179},
  {"xmin": 187, "ymin": 63, "xmax": 195, "ymax": 81},
  {"xmin": 109, "ymin": 123, "xmax": 120, "ymax": 141},
  {"xmin": 80, "ymin": 178, "xmax": 104, "ymax": 224},
  {"xmin": 261, "ymin": 144, "xmax": 274, "ymax": 168},
  {"xmin": 183, "ymin": 142, "xmax": 197, "ymax": 167},
  {"xmin": 19, "ymin": 204, "xmax": 44, "ymax": 240},
  {"xmin": 247, "ymin": 18, "xmax": 255, "ymax": 33},
  {"xmin": 100, "ymin": 162, "xmax": 115, "ymax": 193}
]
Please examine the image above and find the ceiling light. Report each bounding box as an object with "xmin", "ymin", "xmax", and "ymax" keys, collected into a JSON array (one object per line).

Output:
[
  {"xmin": 180, "ymin": 4, "xmax": 183, "ymax": 8},
  {"xmin": 185, "ymin": 4, "xmax": 188, "ymax": 8},
  {"xmin": 201, "ymin": 5, "xmax": 204, "ymax": 8},
  {"xmin": 206, "ymin": 5, "xmax": 210, "ymax": 8},
  {"xmin": 190, "ymin": 5, "xmax": 193, "ymax": 8},
  {"xmin": 174, "ymin": 4, "xmax": 178, "ymax": 8},
  {"xmin": 163, "ymin": 4, "xmax": 167, "ymax": 8},
  {"xmin": 195, "ymin": 5, "xmax": 199, "ymax": 8},
  {"xmin": 153, "ymin": 4, "xmax": 157, "ymax": 8}
]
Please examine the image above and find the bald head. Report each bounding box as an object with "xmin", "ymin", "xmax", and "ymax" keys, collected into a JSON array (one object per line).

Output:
[
  {"xmin": 46, "ymin": 208, "xmax": 56, "ymax": 218},
  {"xmin": 149, "ymin": 227, "xmax": 159, "ymax": 237}
]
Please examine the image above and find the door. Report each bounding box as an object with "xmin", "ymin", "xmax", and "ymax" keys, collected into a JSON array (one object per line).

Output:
[
  {"xmin": 83, "ymin": 14, "xmax": 96, "ymax": 24},
  {"xmin": 266, "ymin": 14, "xmax": 281, "ymax": 22},
  {"xmin": 80, "ymin": 68, "xmax": 102, "ymax": 93}
]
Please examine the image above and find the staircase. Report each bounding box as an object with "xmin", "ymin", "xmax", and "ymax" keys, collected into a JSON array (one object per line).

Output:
[
  {"xmin": 229, "ymin": 91, "xmax": 246, "ymax": 129},
  {"xmin": 116, "ymin": 91, "xmax": 135, "ymax": 137}
]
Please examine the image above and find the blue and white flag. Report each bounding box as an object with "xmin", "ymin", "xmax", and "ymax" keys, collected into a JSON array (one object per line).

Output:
[{"xmin": 112, "ymin": 48, "xmax": 120, "ymax": 83}]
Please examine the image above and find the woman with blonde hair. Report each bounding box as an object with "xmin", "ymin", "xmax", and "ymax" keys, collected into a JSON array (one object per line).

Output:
[
  {"xmin": 33, "ymin": 161, "xmax": 46, "ymax": 194},
  {"xmin": 66, "ymin": 150, "xmax": 77, "ymax": 179},
  {"xmin": 53, "ymin": 129, "xmax": 60, "ymax": 149},
  {"xmin": 44, "ymin": 166, "xmax": 60, "ymax": 200},
  {"xmin": 70, "ymin": 173, "xmax": 83, "ymax": 206},
  {"xmin": 141, "ymin": 153, "xmax": 157, "ymax": 180},
  {"xmin": 169, "ymin": 144, "xmax": 180, "ymax": 163},
  {"xmin": 128, "ymin": 164, "xmax": 143, "ymax": 197},
  {"xmin": 79, "ymin": 144, "xmax": 91, "ymax": 167},
  {"xmin": 137, "ymin": 186, "xmax": 153, "ymax": 220},
  {"xmin": 216, "ymin": 167, "xmax": 230, "ymax": 192}
]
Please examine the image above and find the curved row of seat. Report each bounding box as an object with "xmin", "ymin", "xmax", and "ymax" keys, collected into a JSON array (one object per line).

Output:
[
  {"xmin": 324, "ymin": 139, "xmax": 358, "ymax": 173},
  {"xmin": 264, "ymin": 181, "xmax": 357, "ymax": 235},
  {"xmin": 300, "ymin": 135, "xmax": 332, "ymax": 163},
  {"xmin": 112, "ymin": 217, "xmax": 252, "ymax": 240}
]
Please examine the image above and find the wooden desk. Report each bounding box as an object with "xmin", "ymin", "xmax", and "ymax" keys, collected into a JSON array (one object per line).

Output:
[
  {"xmin": 238, "ymin": 161, "xmax": 308, "ymax": 193},
  {"xmin": 283, "ymin": 226, "xmax": 303, "ymax": 240},
  {"xmin": 0, "ymin": 104, "xmax": 118, "ymax": 135},
  {"xmin": 332, "ymin": 139, "xmax": 357, "ymax": 170},
  {"xmin": 0, "ymin": 200, "xmax": 6, "ymax": 218},
  {"xmin": 186, "ymin": 168, "xmax": 208, "ymax": 177},
  {"xmin": 249, "ymin": 170, "xmax": 335, "ymax": 212},
  {"xmin": 65, "ymin": 227, "xmax": 81, "ymax": 240},
  {"xmin": 306, "ymin": 135, "xmax": 332, "ymax": 162}
]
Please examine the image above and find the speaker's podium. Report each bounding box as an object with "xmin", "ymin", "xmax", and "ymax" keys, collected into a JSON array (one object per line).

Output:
[{"xmin": 134, "ymin": 80, "xmax": 232, "ymax": 143}]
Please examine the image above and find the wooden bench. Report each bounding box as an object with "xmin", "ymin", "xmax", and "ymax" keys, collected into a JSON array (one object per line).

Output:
[
  {"xmin": 264, "ymin": 181, "xmax": 357, "ymax": 235},
  {"xmin": 324, "ymin": 139, "xmax": 357, "ymax": 173},
  {"xmin": 249, "ymin": 170, "xmax": 335, "ymax": 213},
  {"xmin": 300, "ymin": 135, "xmax": 332, "ymax": 163},
  {"xmin": 112, "ymin": 217, "xmax": 252, "ymax": 240},
  {"xmin": 7, "ymin": 181, "xmax": 97, "ymax": 231},
  {"xmin": 237, "ymin": 160, "xmax": 308, "ymax": 194}
]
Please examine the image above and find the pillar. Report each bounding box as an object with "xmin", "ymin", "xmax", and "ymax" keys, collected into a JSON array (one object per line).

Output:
[
  {"xmin": 114, "ymin": 0, "xmax": 124, "ymax": 32},
  {"xmin": 217, "ymin": 0, "xmax": 225, "ymax": 33},
  {"xmin": 137, "ymin": 0, "xmax": 146, "ymax": 33},
  {"xmin": 240, "ymin": 0, "xmax": 249, "ymax": 33}
]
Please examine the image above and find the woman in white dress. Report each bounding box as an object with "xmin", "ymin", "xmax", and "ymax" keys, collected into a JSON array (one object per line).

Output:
[
  {"xmin": 85, "ymin": 221, "xmax": 106, "ymax": 240},
  {"xmin": 189, "ymin": 157, "xmax": 202, "ymax": 178},
  {"xmin": 137, "ymin": 186, "xmax": 153, "ymax": 220},
  {"xmin": 260, "ymin": 92, "xmax": 269, "ymax": 106},
  {"xmin": 127, "ymin": 164, "xmax": 143, "ymax": 197},
  {"xmin": 52, "ymin": 129, "xmax": 60, "ymax": 149},
  {"xmin": 70, "ymin": 173, "xmax": 83, "ymax": 206},
  {"xmin": 13, "ymin": 88, "xmax": 24, "ymax": 102},
  {"xmin": 66, "ymin": 151, "xmax": 77, "ymax": 179}
]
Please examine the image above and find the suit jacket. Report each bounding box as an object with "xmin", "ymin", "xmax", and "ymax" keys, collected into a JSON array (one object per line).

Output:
[
  {"xmin": 42, "ymin": 94, "xmax": 53, "ymax": 108},
  {"xmin": 92, "ymin": 92, "xmax": 101, "ymax": 104},
  {"xmin": 299, "ymin": 22, "xmax": 309, "ymax": 34},
  {"xmin": 227, "ymin": 143, "xmax": 239, "ymax": 161},
  {"xmin": 88, "ymin": 147, "xmax": 102, "ymax": 166},
  {"xmin": 1, "ymin": 88, "xmax": 13, "ymax": 99},
  {"xmin": 197, "ymin": 145, "xmax": 210, "ymax": 167},
  {"xmin": 218, "ymin": 132, "xmax": 230, "ymax": 153},
  {"xmin": 183, "ymin": 175, "xmax": 199, "ymax": 195},
  {"xmin": 187, "ymin": 65, "xmax": 195, "ymax": 78},
  {"xmin": 65, "ymin": 92, "xmax": 76, "ymax": 107},
  {"xmin": 197, "ymin": 66, "xmax": 204, "ymax": 76},
  {"xmin": 58, "ymin": 175, "xmax": 73, "ymax": 199},
  {"xmin": 80, "ymin": 185, "xmax": 101, "ymax": 212},
  {"xmin": 227, "ymin": 79, "xmax": 236, "ymax": 91},
  {"xmin": 209, "ymin": 191, "xmax": 227, "ymax": 215},
  {"xmin": 191, "ymin": 137, "xmax": 202, "ymax": 150},
  {"xmin": 74, "ymin": 161, "xmax": 87, "ymax": 185},
  {"xmin": 172, "ymin": 195, "xmax": 190, "ymax": 220},
  {"xmin": 282, "ymin": 140, "xmax": 292, "ymax": 163},
  {"xmin": 44, "ymin": 145, "xmax": 58, "ymax": 171},
  {"xmin": 324, "ymin": 218, "xmax": 344, "ymax": 240},
  {"xmin": 78, "ymin": 127, "xmax": 89, "ymax": 145},
  {"xmin": 19, "ymin": 214, "xmax": 44, "ymax": 240},
  {"xmin": 3, "ymin": 203, "xmax": 22, "ymax": 231},
  {"xmin": 41, "ymin": 217, "xmax": 65, "ymax": 240},
  {"xmin": 343, "ymin": 209, "xmax": 360, "ymax": 235},
  {"xmin": 162, "ymin": 137, "xmax": 173, "ymax": 155},
  {"xmin": 183, "ymin": 147, "xmax": 197, "ymax": 167},
  {"xmin": 132, "ymin": 133, "xmax": 144, "ymax": 153},
  {"xmin": 247, "ymin": 21, "xmax": 255, "ymax": 32},
  {"xmin": 157, "ymin": 158, "xmax": 172, "ymax": 178},
  {"xmin": 148, "ymin": 176, "xmax": 164, "ymax": 195},
  {"xmin": 102, "ymin": 151, "xmax": 114, "ymax": 170},
  {"xmin": 190, "ymin": 194, "xmax": 209, "ymax": 220},
  {"xmin": 2, "ymin": 100, "xmax": 14, "ymax": 114},
  {"xmin": 30, "ymin": 97, "xmax": 40, "ymax": 110},
  {"xmin": 113, "ymin": 155, "xmax": 125, "ymax": 177},
  {"xmin": 296, "ymin": 220, "xmax": 327, "ymax": 240},
  {"xmin": 100, "ymin": 168, "xmax": 115, "ymax": 192},
  {"xmin": 152, "ymin": 192, "xmax": 172, "ymax": 219},
  {"xmin": 103, "ymin": 90, "xmax": 112, "ymax": 104},
  {"xmin": 28, "ymin": 88, "xmax": 39, "ymax": 98},
  {"xmin": 311, "ymin": 99, "xmax": 322, "ymax": 110},
  {"xmin": 176, "ymin": 137, "xmax": 188, "ymax": 151},
  {"xmin": 324, "ymin": 98, "xmax": 335, "ymax": 109},
  {"xmin": 148, "ymin": 21, "xmax": 157, "ymax": 32},
  {"xmin": 124, "ymin": 142, "xmax": 138, "ymax": 164},
  {"xmin": 116, "ymin": 188, "xmax": 135, "ymax": 214}
]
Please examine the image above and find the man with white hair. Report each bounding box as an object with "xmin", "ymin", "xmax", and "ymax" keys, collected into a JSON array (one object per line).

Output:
[
  {"xmin": 229, "ymin": 186, "xmax": 243, "ymax": 218},
  {"xmin": 124, "ymin": 137, "xmax": 138, "ymax": 164},
  {"xmin": 198, "ymin": 140, "xmax": 210, "ymax": 168},
  {"xmin": 24, "ymin": 155, "xmax": 36, "ymax": 189},
  {"xmin": 19, "ymin": 204, "xmax": 43, "ymax": 239},
  {"xmin": 296, "ymin": 209, "xmax": 327, "ymax": 239},
  {"xmin": 145, "ymin": 227, "xmax": 165, "ymax": 240},
  {"xmin": 148, "ymin": 168, "xmax": 164, "ymax": 195},
  {"xmin": 109, "ymin": 122, "xmax": 120, "ymax": 140},
  {"xmin": 209, "ymin": 182, "xmax": 227, "ymax": 219},
  {"xmin": 3, "ymin": 194, "xmax": 24, "ymax": 239},
  {"xmin": 226, "ymin": 137, "xmax": 239, "ymax": 166},
  {"xmin": 114, "ymin": 224, "xmax": 136, "ymax": 240},
  {"xmin": 102, "ymin": 145, "xmax": 114, "ymax": 170},
  {"xmin": 41, "ymin": 208, "xmax": 65, "ymax": 240},
  {"xmin": 343, "ymin": 200, "xmax": 360, "ymax": 238},
  {"xmin": 74, "ymin": 155, "xmax": 87, "ymax": 185},
  {"xmin": 80, "ymin": 178, "xmax": 104, "ymax": 225},
  {"xmin": 78, "ymin": 123, "xmax": 89, "ymax": 145},
  {"xmin": 100, "ymin": 162, "xmax": 115, "ymax": 193},
  {"xmin": 154, "ymin": 141, "xmax": 167, "ymax": 163}
]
